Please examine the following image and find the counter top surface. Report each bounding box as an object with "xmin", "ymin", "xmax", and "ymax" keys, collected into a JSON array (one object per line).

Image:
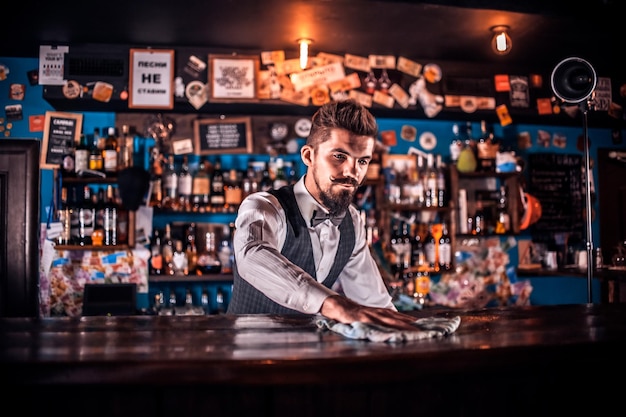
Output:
[{"xmin": 2, "ymin": 303, "xmax": 626, "ymax": 386}]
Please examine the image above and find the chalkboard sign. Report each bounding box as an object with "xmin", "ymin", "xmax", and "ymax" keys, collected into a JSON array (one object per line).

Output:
[
  {"xmin": 528, "ymin": 153, "xmax": 584, "ymax": 233},
  {"xmin": 193, "ymin": 117, "xmax": 252, "ymax": 155},
  {"xmin": 40, "ymin": 111, "xmax": 83, "ymax": 169}
]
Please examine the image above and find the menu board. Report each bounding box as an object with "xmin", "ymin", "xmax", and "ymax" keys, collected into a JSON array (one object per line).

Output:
[
  {"xmin": 40, "ymin": 111, "xmax": 83, "ymax": 169},
  {"xmin": 193, "ymin": 117, "xmax": 252, "ymax": 155},
  {"xmin": 528, "ymin": 153, "xmax": 584, "ymax": 233}
]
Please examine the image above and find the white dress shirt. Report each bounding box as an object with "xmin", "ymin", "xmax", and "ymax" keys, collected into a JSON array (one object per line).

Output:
[{"xmin": 233, "ymin": 176, "xmax": 395, "ymax": 314}]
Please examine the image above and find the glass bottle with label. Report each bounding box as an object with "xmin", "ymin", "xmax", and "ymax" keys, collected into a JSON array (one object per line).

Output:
[
  {"xmin": 172, "ymin": 239, "xmax": 188, "ymax": 276},
  {"xmin": 162, "ymin": 154, "xmax": 178, "ymax": 210},
  {"xmin": 103, "ymin": 126, "xmax": 118, "ymax": 174},
  {"xmin": 76, "ymin": 185, "xmax": 94, "ymax": 246},
  {"xmin": 192, "ymin": 158, "xmax": 210, "ymax": 212},
  {"xmin": 494, "ymin": 185, "xmax": 510, "ymax": 234},
  {"xmin": 103, "ymin": 184, "xmax": 118, "ymax": 246},
  {"xmin": 438, "ymin": 222, "xmax": 452, "ymax": 271},
  {"xmin": 148, "ymin": 146, "xmax": 163, "ymax": 208},
  {"xmin": 449, "ymin": 123, "xmax": 462, "ymax": 165},
  {"xmin": 162, "ymin": 223, "xmax": 175, "ymax": 276},
  {"xmin": 89, "ymin": 128, "xmax": 104, "ymax": 172},
  {"xmin": 424, "ymin": 153, "xmax": 438, "ymax": 208},
  {"xmin": 217, "ymin": 223, "xmax": 234, "ymax": 274},
  {"xmin": 118, "ymin": 124, "xmax": 133, "ymax": 169},
  {"xmin": 424, "ymin": 225, "xmax": 437, "ymax": 270},
  {"xmin": 196, "ymin": 231, "xmax": 222, "ymax": 274},
  {"xmin": 273, "ymin": 158, "xmax": 289, "ymax": 189},
  {"xmin": 74, "ymin": 134, "xmax": 90, "ymax": 175},
  {"xmin": 224, "ymin": 169, "xmax": 243, "ymax": 211},
  {"xmin": 150, "ymin": 228, "xmax": 163, "ymax": 275},
  {"xmin": 57, "ymin": 187, "xmax": 72, "ymax": 245},
  {"xmin": 210, "ymin": 158, "xmax": 225, "ymax": 211},
  {"xmin": 177, "ymin": 155, "xmax": 193, "ymax": 211},
  {"xmin": 185, "ymin": 223, "xmax": 198, "ymax": 275}
]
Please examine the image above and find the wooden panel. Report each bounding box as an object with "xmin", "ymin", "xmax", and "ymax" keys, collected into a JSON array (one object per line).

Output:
[{"xmin": 0, "ymin": 139, "xmax": 40, "ymax": 317}]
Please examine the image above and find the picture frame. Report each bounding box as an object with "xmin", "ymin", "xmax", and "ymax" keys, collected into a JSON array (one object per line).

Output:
[
  {"xmin": 193, "ymin": 117, "xmax": 253, "ymax": 155},
  {"xmin": 128, "ymin": 48, "xmax": 175, "ymax": 109},
  {"xmin": 208, "ymin": 54, "xmax": 260, "ymax": 103},
  {"xmin": 40, "ymin": 111, "xmax": 83, "ymax": 169}
]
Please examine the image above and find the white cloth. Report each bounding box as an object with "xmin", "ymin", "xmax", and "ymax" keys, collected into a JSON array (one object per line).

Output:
[
  {"xmin": 233, "ymin": 176, "xmax": 394, "ymax": 314},
  {"xmin": 316, "ymin": 316, "xmax": 461, "ymax": 343}
]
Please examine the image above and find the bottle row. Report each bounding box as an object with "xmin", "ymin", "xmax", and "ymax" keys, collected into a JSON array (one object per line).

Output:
[
  {"xmin": 153, "ymin": 286, "xmax": 228, "ymax": 316},
  {"xmin": 60, "ymin": 125, "xmax": 137, "ymax": 177},
  {"xmin": 150, "ymin": 222, "xmax": 235, "ymax": 277},
  {"xmin": 388, "ymin": 218, "xmax": 452, "ymax": 277},
  {"xmin": 449, "ymin": 120, "xmax": 501, "ymax": 173},
  {"xmin": 147, "ymin": 149, "xmax": 298, "ymax": 213},
  {"xmin": 384, "ymin": 152, "xmax": 448, "ymax": 207},
  {"xmin": 56, "ymin": 184, "xmax": 130, "ymax": 247}
]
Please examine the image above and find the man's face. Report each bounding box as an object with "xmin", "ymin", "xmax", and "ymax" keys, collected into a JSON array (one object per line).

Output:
[{"xmin": 302, "ymin": 128, "xmax": 375, "ymax": 215}]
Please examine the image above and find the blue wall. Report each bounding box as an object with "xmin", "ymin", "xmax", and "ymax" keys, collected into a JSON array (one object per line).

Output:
[{"xmin": 1, "ymin": 55, "xmax": 623, "ymax": 306}]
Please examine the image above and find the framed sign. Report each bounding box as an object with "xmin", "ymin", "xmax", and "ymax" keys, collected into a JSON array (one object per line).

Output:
[
  {"xmin": 40, "ymin": 111, "xmax": 83, "ymax": 169},
  {"xmin": 129, "ymin": 48, "xmax": 175, "ymax": 109},
  {"xmin": 193, "ymin": 117, "xmax": 253, "ymax": 155},
  {"xmin": 208, "ymin": 54, "xmax": 260, "ymax": 102}
]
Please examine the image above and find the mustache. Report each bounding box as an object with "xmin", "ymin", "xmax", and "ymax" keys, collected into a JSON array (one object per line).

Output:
[{"xmin": 330, "ymin": 176, "xmax": 359, "ymax": 187}]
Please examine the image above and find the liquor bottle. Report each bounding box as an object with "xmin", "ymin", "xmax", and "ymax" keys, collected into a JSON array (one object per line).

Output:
[
  {"xmin": 411, "ymin": 223, "xmax": 426, "ymax": 270},
  {"xmin": 76, "ymin": 185, "xmax": 94, "ymax": 246},
  {"xmin": 196, "ymin": 231, "xmax": 222, "ymax": 274},
  {"xmin": 91, "ymin": 189, "xmax": 104, "ymax": 246},
  {"xmin": 473, "ymin": 200, "xmax": 485, "ymax": 235},
  {"xmin": 162, "ymin": 154, "xmax": 178, "ymax": 210},
  {"xmin": 424, "ymin": 153, "xmax": 438, "ymax": 208},
  {"xmin": 217, "ymin": 223, "xmax": 234, "ymax": 274},
  {"xmin": 150, "ymin": 228, "xmax": 163, "ymax": 275},
  {"xmin": 389, "ymin": 219, "xmax": 405, "ymax": 279},
  {"xmin": 438, "ymin": 222, "xmax": 452, "ymax": 271},
  {"xmin": 495, "ymin": 185, "xmax": 510, "ymax": 234},
  {"xmin": 74, "ymin": 134, "xmax": 90, "ymax": 175},
  {"xmin": 215, "ymin": 287, "xmax": 226, "ymax": 314},
  {"xmin": 210, "ymin": 158, "xmax": 225, "ymax": 211},
  {"xmin": 103, "ymin": 184, "xmax": 118, "ymax": 246},
  {"xmin": 424, "ymin": 225, "xmax": 437, "ymax": 270},
  {"xmin": 191, "ymin": 158, "xmax": 211, "ymax": 212},
  {"xmin": 103, "ymin": 126, "xmax": 118, "ymax": 174},
  {"xmin": 88, "ymin": 128, "xmax": 104, "ymax": 172},
  {"xmin": 476, "ymin": 120, "xmax": 496, "ymax": 172},
  {"xmin": 436, "ymin": 154, "xmax": 447, "ymax": 208},
  {"xmin": 60, "ymin": 138, "xmax": 76, "ymax": 178},
  {"xmin": 177, "ymin": 155, "xmax": 193, "ymax": 211},
  {"xmin": 273, "ymin": 158, "xmax": 289, "ymax": 189},
  {"xmin": 201, "ymin": 288, "xmax": 210, "ymax": 315},
  {"xmin": 113, "ymin": 187, "xmax": 128, "ymax": 245},
  {"xmin": 118, "ymin": 124, "xmax": 133, "ymax": 169},
  {"xmin": 162, "ymin": 223, "xmax": 175, "ymax": 276},
  {"xmin": 185, "ymin": 223, "xmax": 198, "ymax": 275},
  {"xmin": 57, "ymin": 187, "xmax": 72, "ymax": 245},
  {"xmin": 449, "ymin": 123, "xmax": 462, "ymax": 165},
  {"xmin": 172, "ymin": 239, "xmax": 188, "ymax": 276},
  {"xmin": 68, "ymin": 186, "xmax": 80, "ymax": 242},
  {"xmin": 224, "ymin": 169, "xmax": 243, "ymax": 210},
  {"xmin": 259, "ymin": 162, "xmax": 273, "ymax": 192},
  {"xmin": 242, "ymin": 162, "xmax": 259, "ymax": 200},
  {"xmin": 148, "ymin": 147, "xmax": 163, "ymax": 208}
]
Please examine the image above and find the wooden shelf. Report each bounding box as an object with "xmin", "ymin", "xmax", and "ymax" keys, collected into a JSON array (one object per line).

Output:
[
  {"xmin": 55, "ymin": 244, "xmax": 131, "ymax": 251},
  {"xmin": 149, "ymin": 274, "xmax": 233, "ymax": 283}
]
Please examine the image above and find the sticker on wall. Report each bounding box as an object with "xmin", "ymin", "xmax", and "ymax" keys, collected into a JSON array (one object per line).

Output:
[
  {"xmin": 62, "ymin": 80, "xmax": 82, "ymax": 99},
  {"xmin": 294, "ymin": 118, "xmax": 312, "ymax": 137},
  {"xmin": 400, "ymin": 124, "xmax": 417, "ymax": 142},
  {"xmin": 0, "ymin": 64, "xmax": 9, "ymax": 81},
  {"xmin": 419, "ymin": 131, "xmax": 437, "ymax": 151}
]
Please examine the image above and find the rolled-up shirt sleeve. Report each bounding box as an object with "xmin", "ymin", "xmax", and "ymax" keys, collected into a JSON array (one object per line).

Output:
[{"xmin": 233, "ymin": 192, "xmax": 336, "ymax": 314}]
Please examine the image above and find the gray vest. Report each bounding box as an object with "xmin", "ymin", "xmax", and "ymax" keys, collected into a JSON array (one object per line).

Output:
[{"xmin": 227, "ymin": 185, "xmax": 356, "ymax": 315}]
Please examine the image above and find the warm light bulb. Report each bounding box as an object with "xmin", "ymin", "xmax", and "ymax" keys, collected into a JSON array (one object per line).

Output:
[
  {"xmin": 490, "ymin": 26, "xmax": 512, "ymax": 55},
  {"xmin": 298, "ymin": 39, "xmax": 312, "ymax": 70}
]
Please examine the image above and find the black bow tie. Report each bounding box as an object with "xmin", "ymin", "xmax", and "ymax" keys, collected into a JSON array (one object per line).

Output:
[{"xmin": 310, "ymin": 209, "xmax": 346, "ymax": 227}]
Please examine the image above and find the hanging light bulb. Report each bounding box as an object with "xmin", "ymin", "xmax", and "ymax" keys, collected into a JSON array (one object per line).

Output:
[
  {"xmin": 298, "ymin": 38, "xmax": 312, "ymax": 70},
  {"xmin": 490, "ymin": 26, "xmax": 512, "ymax": 55}
]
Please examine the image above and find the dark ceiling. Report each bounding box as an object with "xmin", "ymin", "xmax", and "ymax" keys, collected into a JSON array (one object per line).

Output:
[{"xmin": 1, "ymin": 0, "xmax": 620, "ymax": 76}]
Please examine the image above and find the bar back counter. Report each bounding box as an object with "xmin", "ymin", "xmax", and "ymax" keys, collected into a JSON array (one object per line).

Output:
[{"xmin": 2, "ymin": 303, "xmax": 625, "ymax": 417}]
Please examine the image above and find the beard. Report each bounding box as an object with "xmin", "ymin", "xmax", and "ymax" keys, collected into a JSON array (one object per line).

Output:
[{"xmin": 312, "ymin": 167, "xmax": 358, "ymax": 215}]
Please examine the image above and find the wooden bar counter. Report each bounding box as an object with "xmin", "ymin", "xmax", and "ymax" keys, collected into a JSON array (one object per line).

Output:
[{"xmin": 2, "ymin": 303, "xmax": 625, "ymax": 416}]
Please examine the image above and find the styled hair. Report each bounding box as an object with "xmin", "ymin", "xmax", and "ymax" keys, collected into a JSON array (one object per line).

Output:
[{"xmin": 306, "ymin": 99, "xmax": 378, "ymax": 149}]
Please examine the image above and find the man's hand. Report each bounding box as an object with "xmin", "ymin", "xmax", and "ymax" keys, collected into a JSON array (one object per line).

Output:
[{"xmin": 320, "ymin": 295, "xmax": 418, "ymax": 331}]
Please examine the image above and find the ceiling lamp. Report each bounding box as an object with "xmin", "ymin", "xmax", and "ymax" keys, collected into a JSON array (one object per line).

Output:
[
  {"xmin": 490, "ymin": 25, "xmax": 512, "ymax": 55},
  {"xmin": 298, "ymin": 38, "xmax": 312, "ymax": 70}
]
